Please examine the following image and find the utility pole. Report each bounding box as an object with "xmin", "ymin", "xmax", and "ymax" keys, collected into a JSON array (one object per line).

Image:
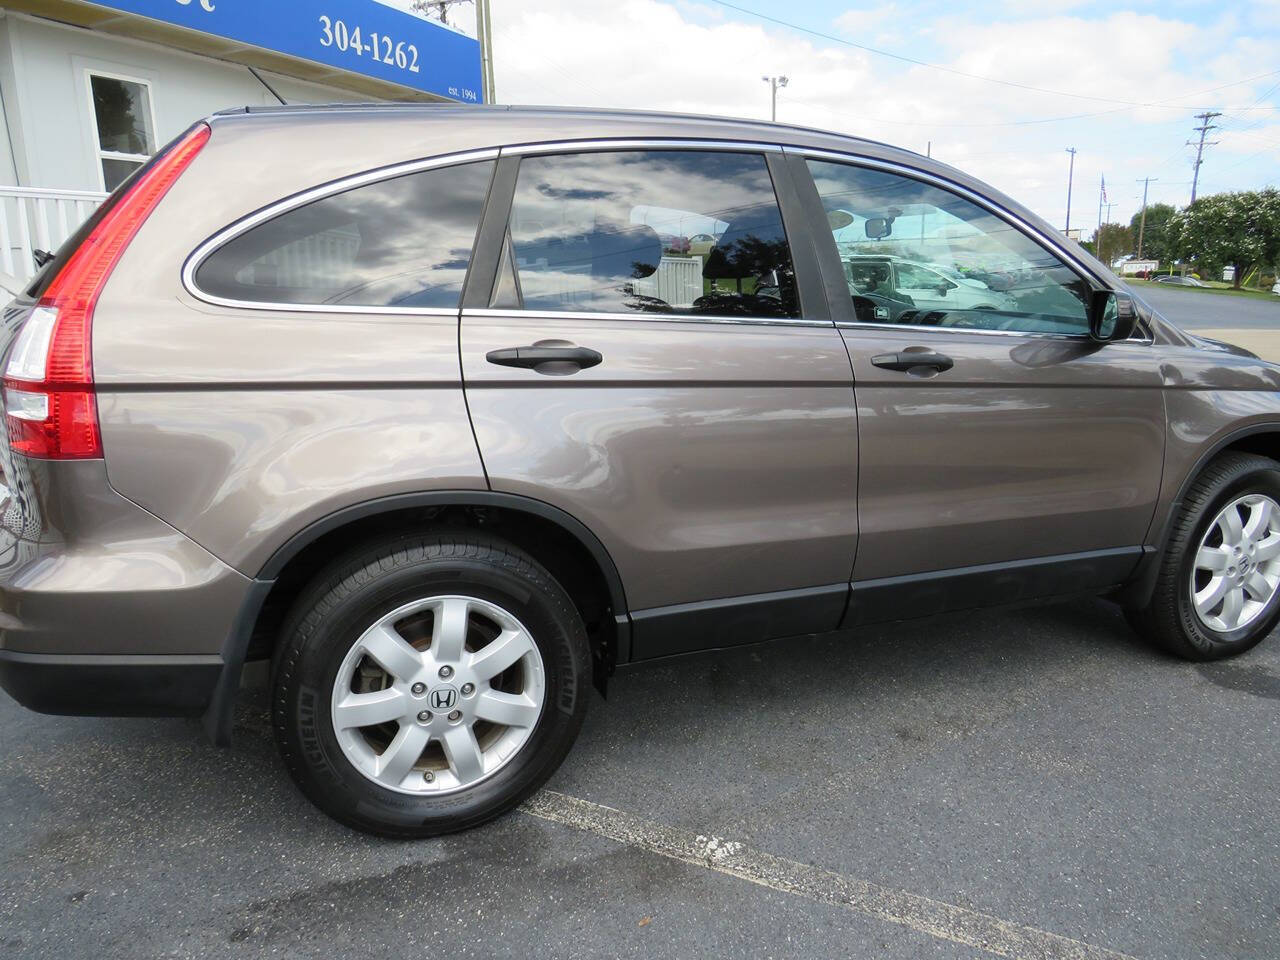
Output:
[
  {"xmin": 1096, "ymin": 173, "xmax": 1107, "ymax": 234},
  {"xmin": 1135, "ymin": 176, "xmax": 1157, "ymax": 260},
  {"xmin": 1188, "ymin": 111, "xmax": 1221, "ymax": 204},
  {"xmin": 761, "ymin": 76, "xmax": 788, "ymax": 122},
  {"xmin": 926, "ymin": 140, "xmax": 931, "ymax": 158},
  {"xmin": 476, "ymin": 0, "xmax": 495, "ymax": 103},
  {"xmin": 1064, "ymin": 147, "xmax": 1077, "ymax": 233}
]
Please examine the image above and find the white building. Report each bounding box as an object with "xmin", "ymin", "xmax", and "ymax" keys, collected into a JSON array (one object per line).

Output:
[{"xmin": 1, "ymin": 0, "xmax": 484, "ymax": 287}]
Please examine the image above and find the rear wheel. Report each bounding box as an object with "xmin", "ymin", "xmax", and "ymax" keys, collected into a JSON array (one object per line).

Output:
[
  {"xmin": 272, "ymin": 533, "xmax": 590, "ymax": 837},
  {"xmin": 1128, "ymin": 452, "xmax": 1280, "ymax": 660}
]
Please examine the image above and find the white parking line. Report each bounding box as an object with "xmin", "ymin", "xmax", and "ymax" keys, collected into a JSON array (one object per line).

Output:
[{"xmin": 522, "ymin": 791, "xmax": 1139, "ymax": 960}]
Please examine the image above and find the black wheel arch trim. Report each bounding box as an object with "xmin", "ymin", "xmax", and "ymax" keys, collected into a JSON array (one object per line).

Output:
[
  {"xmin": 202, "ymin": 490, "xmax": 632, "ymax": 746},
  {"xmin": 1120, "ymin": 421, "xmax": 1280, "ymax": 610}
]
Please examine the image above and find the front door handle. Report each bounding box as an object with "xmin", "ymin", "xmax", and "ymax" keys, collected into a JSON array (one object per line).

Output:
[
  {"xmin": 485, "ymin": 344, "xmax": 603, "ymax": 371},
  {"xmin": 870, "ymin": 350, "xmax": 954, "ymax": 373}
]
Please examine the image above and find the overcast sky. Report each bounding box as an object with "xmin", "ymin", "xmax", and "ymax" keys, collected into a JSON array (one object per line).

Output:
[{"xmin": 391, "ymin": 0, "xmax": 1279, "ymax": 233}]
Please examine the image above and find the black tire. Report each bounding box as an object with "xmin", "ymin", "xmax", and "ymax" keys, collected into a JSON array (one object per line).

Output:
[
  {"xmin": 272, "ymin": 532, "xmax": 590, "ymax": 838},
  {"xmin": 1128, "ymin": 452, "xmax": 1280, "ymax": 660}
]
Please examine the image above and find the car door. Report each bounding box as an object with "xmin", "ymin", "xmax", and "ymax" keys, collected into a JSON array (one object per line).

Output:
[
  {"xmin": 459, "ymin": 144, "xmax": 858, "ymax": 661},
  {"xmin": 788, "ymin": 151, "xmax": 1166, "ymax": 624}
]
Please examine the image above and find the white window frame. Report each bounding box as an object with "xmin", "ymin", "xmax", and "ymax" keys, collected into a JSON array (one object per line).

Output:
[{"xmin": 83, "ymin": 68, "xmax": 158, "ymax": 192}]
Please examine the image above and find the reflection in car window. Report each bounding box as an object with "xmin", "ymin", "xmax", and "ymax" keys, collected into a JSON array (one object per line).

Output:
[
  {"xmin": 497, "ymin": 151, "xmax": 799, "ymax": 318},
  {"xmin": 195, "ymin": 160, "xmax": 494, "ymax": 308},
  {"xmin": 807, "ymin": 159, "xmax": 1091, "ymax": 335}
]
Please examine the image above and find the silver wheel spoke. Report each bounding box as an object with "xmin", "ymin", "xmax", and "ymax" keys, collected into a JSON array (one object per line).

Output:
[
  {"xmin": 1244, "ymin": 498, "xmax": 1274, "ymax": 539},
  {"xmin": 469, "ymin": 628, "xmax": 534, "ymax": 682},
  {"xmin": 1218, "ymin": 507, "xmax": 1244, "ymax": 543},
  {"xmin": 1219, "ymin": 586, "xmax": 1245, "ymax": 628},
  {"xmin": 1195, "ymin": 545, "xmax": 1230, "ymax": 573},
  {"xmin": 1195, "ymin": 575, "xmax": 1231, "ymax": 615},
  {"xmin": 1255, "ymin": 535, "xmax": 1280, "ymax": 561},
  {"xmin": 1244, "ymin": 571, "xmax": 1272, "ymax": 601},
  {"xmin": 360, "ymin": 623, "xmax": 424, "ymax": 682},
  {"xmin": 474, "ymin": 690, "xmax": 541, "ymax": 728},
  {"xmin": 376, "ymin": 723, "xmax": 430, "ymax": 786},
  {"xmin": 334, "ymin": 688, "xmax": 407, "ymax": 730},
  {"xmin": 432, "ymin": 597, "xmax": 470, "ymax": 663},
  {"xmin": 441, "ymin": 724, "xmax": 485, "ymax": 783}
]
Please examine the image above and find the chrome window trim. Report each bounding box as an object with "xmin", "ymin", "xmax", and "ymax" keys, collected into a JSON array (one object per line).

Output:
[
  {"xmin": 501, "ymin": 138, "xmax": 783, "ymax": 156},
  {"xmin": 464, "ymin": 307, "xmax": 832, "ymax": 329},
  {"xmin": 834, "ymin": 320, "xmax": 1153, "ymax": 345},
  {"xmin": 181, "ymin": 147, "xmax": 500, "ymax": 314}
]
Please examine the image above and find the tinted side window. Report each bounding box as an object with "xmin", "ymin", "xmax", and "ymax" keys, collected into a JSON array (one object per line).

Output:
[
  {"xmin": 195, "ymin": 160, "xmax": 494, "ymax": 308},
  {"xmin": 807, "ymin": 159, "xmax": 1091, "ymax": 335},
  {"xmin": 497, "ymin": 151, "xmax": 799, "ymax": 318}
]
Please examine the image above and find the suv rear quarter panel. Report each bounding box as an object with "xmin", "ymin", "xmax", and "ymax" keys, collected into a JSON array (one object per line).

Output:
[{"xmin": 91, "ymin": 115, "xmax": 491, "ymax": 576}]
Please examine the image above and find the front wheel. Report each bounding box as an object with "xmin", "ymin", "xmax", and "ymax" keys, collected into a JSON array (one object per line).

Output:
[
  {"xmin": 1128, "ymin": 452, "xmax": 1280, "ymax": 660},
  {"xmin": 272, "ymin": 534, "xmax": 591, "ymax": 837}
]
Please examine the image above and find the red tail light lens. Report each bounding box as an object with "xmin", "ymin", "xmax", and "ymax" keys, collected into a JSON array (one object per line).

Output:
[{"xmin": 3, "ymin": 123, "xmax": 210, "ymax": 459}]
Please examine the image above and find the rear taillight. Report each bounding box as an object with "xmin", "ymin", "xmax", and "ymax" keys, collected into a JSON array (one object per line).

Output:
[{"xmin": 3, "ymin": 123, "xmax": 210, "ymax": 459}]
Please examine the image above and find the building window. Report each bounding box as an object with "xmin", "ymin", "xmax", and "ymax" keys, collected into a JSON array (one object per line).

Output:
[{"xmin": 87, "ymin": 73, "xmax": 156, "ymax": 191}]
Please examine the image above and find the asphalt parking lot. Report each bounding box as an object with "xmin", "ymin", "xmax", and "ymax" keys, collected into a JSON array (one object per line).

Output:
[
  {"xmin": 1133, "ymin": 285, "xmax": 1278, "ymax": 331},
  {"xmin": 2, "ymin": 597, "xmax": 1278, "ymax": 960}
]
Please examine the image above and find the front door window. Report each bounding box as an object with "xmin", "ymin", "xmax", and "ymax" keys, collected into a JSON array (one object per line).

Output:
[{"xmin": 807, "ymin": 158, "xmax": 1092, "ymax": 335}]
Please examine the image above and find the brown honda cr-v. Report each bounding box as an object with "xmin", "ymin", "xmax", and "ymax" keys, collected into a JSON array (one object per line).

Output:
[{"xmin": 2, "ymin": 105, "xmax": 1278, "ymax": 837}]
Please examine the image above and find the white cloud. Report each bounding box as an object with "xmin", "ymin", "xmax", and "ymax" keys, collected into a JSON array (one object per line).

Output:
[{"xmin": 488, "ymin": 0, "xmax": 1279, "ymax": 228}]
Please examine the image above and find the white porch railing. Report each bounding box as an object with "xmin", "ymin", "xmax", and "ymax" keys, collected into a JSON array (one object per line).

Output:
[{"xmin": 0, "ymin": 186, "xmax": 109, "ymax": 284}]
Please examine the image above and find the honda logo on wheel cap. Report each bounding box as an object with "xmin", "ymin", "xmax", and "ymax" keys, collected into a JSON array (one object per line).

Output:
[{"xmin": 430, "ymin": 686, "xmax": 458, "ymax": 709}]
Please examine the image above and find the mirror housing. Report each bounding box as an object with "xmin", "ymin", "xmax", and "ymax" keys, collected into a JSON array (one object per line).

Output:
[
  {"xmin": 1089, "ymin": 290, "xmax": 1137, "ymax": 342},
  {"xmin": 865, "ymin": 217, "xmax": 893, "ymax": 239}
]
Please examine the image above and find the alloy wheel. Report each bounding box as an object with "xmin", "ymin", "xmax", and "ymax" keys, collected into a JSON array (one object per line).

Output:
[
  {"xmin": 1190, "ymin": 494, "xmax": 1280, "ymax": 632},
  {"xmin": 330, "ymin": 595, "xmax": 546, "ymax": 795}
]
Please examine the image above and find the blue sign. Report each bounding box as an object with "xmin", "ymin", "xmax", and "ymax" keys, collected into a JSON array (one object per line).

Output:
[{"xmin": 87, "ymin": 0, "xmax": 483, "ymax": 102}]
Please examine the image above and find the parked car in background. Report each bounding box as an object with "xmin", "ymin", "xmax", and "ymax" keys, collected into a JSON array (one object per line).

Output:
[
  {"xmin": 845, "ymin": 255, "xmax": 1017, "ymax": 314},
  {"xmin": 4, "ymin": 105, "xmax": 1280, "ymax": 840},
  {"xmin": 687, "ymin": 232, "xmax": 718, "ymax": 258},
  {"xmin": 1154, "ymin": 275, "xmax": 1207, "ymax": 287}
]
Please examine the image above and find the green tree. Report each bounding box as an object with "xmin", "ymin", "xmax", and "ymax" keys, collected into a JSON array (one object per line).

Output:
[
  {"xmin": 1168, "ymin": 189, "xmax": 1280, "ymax": 288},
  {"xmin": 1091, "ymin": 222, "xmax": 1133, "ymax": 266},
  {"xmin": 1128, "ymin": 202, "xmax": 1176, "ymax": 264}
]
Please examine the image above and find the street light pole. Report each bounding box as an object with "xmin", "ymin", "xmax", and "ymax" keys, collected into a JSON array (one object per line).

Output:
[
  {"xmin": 1064, "ymin": 147, "xmax": 1077, "ymax": 233},
  {"xmin": 761, "ymin": 75, "xmax": 788, "ymax": 122}
]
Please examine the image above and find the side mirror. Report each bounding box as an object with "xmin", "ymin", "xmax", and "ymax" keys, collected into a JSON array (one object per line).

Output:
[
  {"xmin": 1090, "ymin": 290, "xmax": 1137, "ymax": 342},
  {"xmin": 865, "ymin": 217, "xmax": 893, "ymax": 240}
]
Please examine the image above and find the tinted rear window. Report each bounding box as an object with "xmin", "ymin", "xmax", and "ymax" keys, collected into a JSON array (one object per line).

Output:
[{"xmin": 194, "ymin": 160, "xmax": 494, "ymax": 309}]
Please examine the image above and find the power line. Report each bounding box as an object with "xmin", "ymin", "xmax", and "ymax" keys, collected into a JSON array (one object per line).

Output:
[{"xmin": 707, "ymin": 1, "xmax": 1280, "ymax": 109}]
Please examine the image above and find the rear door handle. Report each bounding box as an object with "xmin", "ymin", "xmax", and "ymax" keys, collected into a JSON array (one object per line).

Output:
[
  {"xmin": 485, "ymin": 344, "xmax": 603, "ymax": 371},
  {"xmin": 870, "ymin": 350, "xmax": 954, "ymax": 373}
]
